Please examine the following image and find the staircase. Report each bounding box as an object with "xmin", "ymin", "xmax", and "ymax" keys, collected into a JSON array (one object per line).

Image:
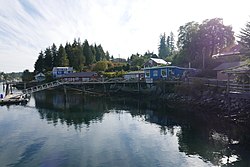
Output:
[{"xmin": 22, "ymin": 80, "xmax": 64, "ymax": 94}]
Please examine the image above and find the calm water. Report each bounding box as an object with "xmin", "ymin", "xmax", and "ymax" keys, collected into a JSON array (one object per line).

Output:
[{"xmin": 0, "ymin": 83, "xmax": 250, "ymax": 167}]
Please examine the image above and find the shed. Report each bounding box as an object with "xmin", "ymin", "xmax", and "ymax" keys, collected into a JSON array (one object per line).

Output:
[{"xmin": 213, "ymin": 61, "xmax": 247, "ymax": 81}]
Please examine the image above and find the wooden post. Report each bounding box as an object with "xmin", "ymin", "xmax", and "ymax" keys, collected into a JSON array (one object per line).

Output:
[
  {"xmin": 82, "ymin": 84, "xmax": 85, "ymax": 94},
  {"xmin": 103, "ymin": 83, "xmax": 106, "ymax": 93},
  {"xmin": 10, "ymin": 84, "xmax": 13, "ymax": 94},
  {"xmin": 5, "ymin": 83, "xmax": 9, "ymax": 96},
  {"xmin": 226, "ymin": 73, "xmax": 231, "ymax": 95},
  {"xmin": 63, "ymin": 85, "xmax": 68, "ymax": 107}
]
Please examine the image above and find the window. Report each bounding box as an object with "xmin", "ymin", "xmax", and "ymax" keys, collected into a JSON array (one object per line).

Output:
[
  {"xmin": 168, "ymin": 69, "xmax": 173, "ymax": 76},
  {"xmin": 161, "ymin": 69, "xmax": 166, "ymax": 77},
  {"xmin": 145, "ymin": 70, "xmax": 150, "ymax": 78},
  {"xmin": 153, "ymin": 70, "xmax": 158, "ymax": 77}
]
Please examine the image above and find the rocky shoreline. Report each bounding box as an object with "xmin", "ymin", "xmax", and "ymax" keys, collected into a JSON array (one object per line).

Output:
[
  {"xmin": 114, "ymin": 83, "xmax": 250, "ymax": 125},
  {"xmin": 157, "ymin": 91, "xmax": 250, "ymax": 125}
]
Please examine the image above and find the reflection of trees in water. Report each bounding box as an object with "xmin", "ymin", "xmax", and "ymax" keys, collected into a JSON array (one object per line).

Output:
[
  {"xmin": 34, "ymin": 91, "xmax": 107, "ymax": 127},
  {"xmin": 105, "ymin": 97, "xmax": 250, "ymax": 166},
  {"xmin": 33, "ymin": 91, "xmax": 250, "ymax": 166}
]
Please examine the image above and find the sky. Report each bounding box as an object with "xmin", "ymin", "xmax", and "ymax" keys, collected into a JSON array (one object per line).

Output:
[{"xmin": 0, "ymin": 0, "xmax": 249, "ymax": 72}]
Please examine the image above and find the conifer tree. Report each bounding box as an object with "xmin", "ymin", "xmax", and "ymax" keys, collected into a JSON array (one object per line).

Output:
[
  {"xmin": 83, "ymin": 40, "xmax": 94, "ymax": 65},
  {"xmin": 158, "ymin": 33, "xmax": 170, "ymax": 59},
  {"xmin": 44, "ymin": 47, "xmax": 53, "ymax": 71},
  {"xmin": 58, "ymin": 44, "xmax": 69, "ymax": 66},
  {"xmin": 51, "ymin": 43, "xmax": 58, "ymax": 67},
  {"xmin": 239, "ymin": 20, "xmax": 250, "ymax": 50},
  {"xmin": 34, "ymin": 51, "xmax": 45, "ymax": 73}
]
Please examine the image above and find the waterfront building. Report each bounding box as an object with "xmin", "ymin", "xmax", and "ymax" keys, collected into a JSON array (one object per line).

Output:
[
  {"xmin": 52, "ymin": 67, "xmax": 73, "ymax": 78},
  {"xmin": 213, "ymin": 61, "xmax": 247, "ymax": 81},
  {"xmin": 62, "ymin": 72, "xmax": 98, "ymax": 82},
  {"xmin": 143, "ymin": 58, "xmax": 171, "ymax": 68},
  {"xmin": 34, "ymin": 73, "xmax": 45, "ymax": 82},
  {"xmin": 144, "ymin": 66, "xmax": 195, "ymax": 83}
]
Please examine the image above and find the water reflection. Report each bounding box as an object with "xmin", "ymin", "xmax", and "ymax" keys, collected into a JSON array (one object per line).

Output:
[{"xmin": 32, "ymin": 90, "xmax": 250, "ymax": 166}]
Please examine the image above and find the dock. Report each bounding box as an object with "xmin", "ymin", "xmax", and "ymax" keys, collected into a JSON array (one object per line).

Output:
[{"xmin": 0, "ymin": 93, "xmax": 29, "ymax": 105}]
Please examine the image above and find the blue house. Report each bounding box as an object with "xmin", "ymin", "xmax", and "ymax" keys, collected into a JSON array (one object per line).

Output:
[{"xmin": 144, "ymin": 66, "xmax": 191, "ymax": 83}]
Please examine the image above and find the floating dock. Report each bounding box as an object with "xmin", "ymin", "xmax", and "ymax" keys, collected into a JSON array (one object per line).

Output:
[{"xmin": 0, "ymin": 93, "xmax": 29, "ymax": 105}]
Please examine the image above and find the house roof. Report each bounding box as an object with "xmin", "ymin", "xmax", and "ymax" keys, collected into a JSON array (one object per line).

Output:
[
  {"xmin": 143, "ymin": 65, "xmax": 196, "ymax": 70},
  {"xmin": 213, "ymin": 61, "xmax": 247, "ymax": 71},
  {"xmin": 212, "ymin": 44, "xmax": 250, "ymax": 58},
  {"xmin": 150, "ymin": 58, "xmax": 169, "ymax": 65},
  {"xmin": 35, "ymin": 73, "xmax": 45, "ymax": 77},
  {"xmin": 52, "ymin": 67, "xmax": 73, "ymax": 70},
  {"xmin": 62, "ymin": 72, "xmax": 98, "ymax": 78},
  {"xmin": 223, "ymin": 64, "xmax": 250, "ymax": 74}
]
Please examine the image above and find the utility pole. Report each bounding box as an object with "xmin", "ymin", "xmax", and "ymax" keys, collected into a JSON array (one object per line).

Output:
[{"xmin": 202, "ymin": 47, "xmax": 205, "ymax": 69}]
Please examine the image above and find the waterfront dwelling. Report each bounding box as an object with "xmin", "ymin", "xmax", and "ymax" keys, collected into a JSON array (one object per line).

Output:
[
  {"xmin": 143, "ymin": 58, "xmax": 171, "ymax": 68},
  {"xmin": 52, "ymin": 67, "xmax": 73, "ymax": 78},
  {"xmin": 213, "ymin": 61, "xmax": 247, "ymax": 81},
  {"xmin": 62, "ymin": 72, "xmax": 99, "ymax": 82},
  {"xmin": 144, "ymin": 66, "xmax": 193, "ymax": 83},
  {"xmin": 123, "ymin": 71, "xmax": 145, "ymax": 81},
  {"xmin": 34, "ymin": 72, "xmax": 45, "ymax": 82}
]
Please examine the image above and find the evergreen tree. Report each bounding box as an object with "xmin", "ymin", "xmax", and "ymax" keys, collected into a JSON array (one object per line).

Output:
[
  {"xmin": 90, "ymin": 45, "xmax": 97, "ymax": 62},
  {"xmin": 65, "ymin": 42, "xmax": 73, "ymax": 66},
  {"xmin": 65, "ymin": 41, "xmax": 85, "ymax": 71},
  {"xmin": 44, "ymin": 47, "xmax": 53, "ymax": 71},
  {"xmin": 158, "ymin": 33, "xmax": 170, "ymax": 59},
  {"xmin": 169, "ymin": 32, "xmax": 175, "ymax": 54},
  {"xmin": 105, "ymin": 51, "xmax": 110, "ymax": 61},
  {"xmin": 239, "ymin": 20, "xmax": 250, "ymax": 50},
  {"xmin": 95, "ymin": 44, "xmax": 101, "ymax": 61},
  {"xmin": 72, "ymin": 42, "xmax": 84, "ymax": 71},
  {"xmin": 98, "ymin": 45, "xmax": 106, "ymax": 60},
  {"xmin": 83, "ymin": 40, "xmax": 94, "ymax": 65},
  {"xmin": 34, "ymin": 51, "xmax": 45, "ymax": 73},
  {"xmin": 58, "ymin": 44, "xmax": 69, "ymax": 66},
  {"xmin": 51, "ymin": 43, "xmax": 58, "ymax": 67}
]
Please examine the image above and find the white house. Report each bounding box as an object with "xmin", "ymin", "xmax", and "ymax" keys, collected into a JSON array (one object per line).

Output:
[
  {"xmin": 52, "ymin": 67, "xmax": 73, "ymax": 78},
  {"xmin": 34, "ymin": 72, "xmax": 45, "ymax": 82},
  {"xmin": 143, "ymin": 58, "xmax": 171, "ymax": 68}
]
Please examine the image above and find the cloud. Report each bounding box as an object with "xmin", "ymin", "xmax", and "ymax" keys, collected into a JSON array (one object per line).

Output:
[{"xmin": 0, "ymin": 0, "xmax": 249, "ymax": 72}]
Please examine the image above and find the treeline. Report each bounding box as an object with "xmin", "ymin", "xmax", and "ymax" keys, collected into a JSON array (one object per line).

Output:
[
  {"xmin": 33, "ymin": 17, "xmax": 250, "ymax": 75},
  {"xmin": 0, "ymin": 72, "xmax": 22, "ymax": 82},
  {"xmin": 173, "ymin": 18, "xmax": 235, "ymax": 69},
  {"xmin": 125, "ymin": 18, "xmax": 237, "ymax": 71},
  {"xmin": 34, "ymin": 38, "xmax": 112, "ymax": 73}
]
